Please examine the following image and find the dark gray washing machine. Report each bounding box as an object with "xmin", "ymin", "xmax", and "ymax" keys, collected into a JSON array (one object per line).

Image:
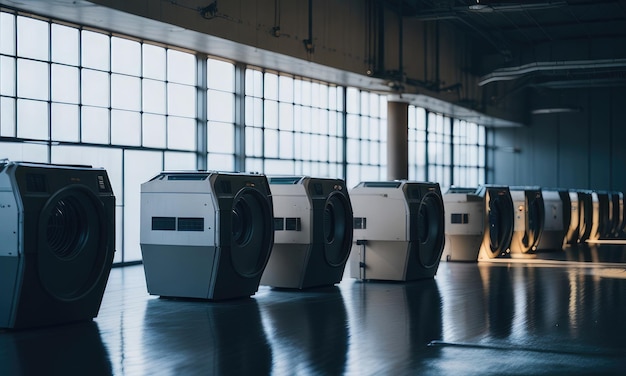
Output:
[
  {"xmin": 0, "ymin": 160, "xmax": 115, "ymax": 329},
  {"xmin": 140, "ymin": 171, "xmax": 274, "ymax": 300},
  {"xmin": 508, "ymin": 187, "xmax": 545, "ymax": 258},
  {"xmin": 261, "ymin": 176, "xmax": 353, "ymax": 289},
  {"xmin": 477, "ymin": 185, "xmax": 515, "ymax": 260}
]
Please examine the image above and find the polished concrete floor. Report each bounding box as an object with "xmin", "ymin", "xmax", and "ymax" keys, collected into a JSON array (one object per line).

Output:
[{"xmin": 2, "ymin": 244, "xmax": 626, "ymax": 375}]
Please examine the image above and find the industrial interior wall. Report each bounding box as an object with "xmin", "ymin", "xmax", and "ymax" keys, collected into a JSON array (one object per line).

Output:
[
  {"xmin": 487, "ymin": 87, "xmax": 626, "ymax": 193},
  {"xmin": 88, "ymin": 0, "xmax": 490, "ymax": 109}
]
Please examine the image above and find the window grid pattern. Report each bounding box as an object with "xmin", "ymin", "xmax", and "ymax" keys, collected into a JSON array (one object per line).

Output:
[
  {"xmin": 0, "ymin": 10, "xmax": 488, "ymax": 264},
  {"xmin": 345, "ymin": 88, "xmax": 387, "ymax": 188},
  {"xmin": 0, "ymin": 12, "xmax": 198, "ymax": 264},
  {"xmin": 244, "ymin": 69, "xmax": 344, "ymax": 178}
]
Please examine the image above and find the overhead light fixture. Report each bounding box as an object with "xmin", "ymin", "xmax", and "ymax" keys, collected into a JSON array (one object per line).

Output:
[
  {"xmin": 531, "ymin": 107, "xmax": 582, "ymax": 115},
  {"xmin": 469, "ymin": 0, "xmax": 491, "ymax": 11}
]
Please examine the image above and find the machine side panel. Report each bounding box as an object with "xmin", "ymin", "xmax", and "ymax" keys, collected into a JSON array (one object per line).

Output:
[
  {"xmin": 272, "ymin": 194, "xmax": 313, "ymax": 244},
  {"xmin": 349, "ymin": 241, "xmax": 409, "ymax": 281},
  {"xmin": 260, "ymin": 244, "xmax": 310, "ymax": 288},
  {"xmin": 0, "ymin": 257, "xmax": 20, "ymax": 328},
  {"xmin": 351, "ymin": 196, "xmax": 407, "ymax": 241}
]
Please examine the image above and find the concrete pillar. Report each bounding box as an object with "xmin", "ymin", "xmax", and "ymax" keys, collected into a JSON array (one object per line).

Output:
[{"xmin": 387, "ymin": 100, "xmax": 409, "ymax": 181}]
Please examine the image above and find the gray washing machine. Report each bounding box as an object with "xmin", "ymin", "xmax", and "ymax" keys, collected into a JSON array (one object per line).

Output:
[
  {"xmin": 140, "ymin": 171, "xmax": 274, "ymax": 300},
  {"xmin": 477, "ymin": 185, "xmax": 515, "ymax": 260},
  {"xmin": 349, "ymin": 181, "xmax": 445, "ymax": 281},
  {"xmin": 0, "ymin": 160, "xmax": 115, "ymax": 329},
  {"xmin": 508, "ymin": 187, "xmax": 544, "ymax": 257},
  {"xmin": 260, "ymin": 176, "xmax": 353, "ymax": 289},
  {"xmin": 441, "ymin": 187, "xmax": 484, "ymax": 262}
]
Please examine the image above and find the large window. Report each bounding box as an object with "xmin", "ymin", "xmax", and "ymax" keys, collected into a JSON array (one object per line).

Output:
[
  {"xmin": 345, "ymin": 88, "xmax": 387, "ymax": 188},
  {"xmin": 244, "ymin": 69, "xmax": 344, "ymax": 178},
  {"xmin": 1, "ymin": 10, "xmax": 487, "ymax": 264}
]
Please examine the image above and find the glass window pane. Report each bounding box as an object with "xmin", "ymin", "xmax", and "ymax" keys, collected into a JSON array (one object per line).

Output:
[
  {"xmin": 17, "ymin": 16, "xmax": 49, "ymax": 61},
  {"xmin": 264, "ymin": 129, "xmax": 278, "ymax": 158},
  {"xmin": 167, "ymin": 49, "xmax": 195, "ymax": 85},
  {"xmin": 245, "ymin": 69, "xmax": 262, "ymax": 97},
  {"xmin": 167, "ymin": 116, "xmax": 195, "ymax": 150},
  {"xmin": 111, "ymin": 74, "xmax": 141, "ymax": 111},
  {"xmin": 207, "ymin": 90, "xmax": 234, "ymax": 122},
  {"xmin": 81, "ymin": 30, "xmax": 110, "ymax": 71},
  {"xmin": 264, "ymin": 72, "xmax": 278, "ymax": 100},
  {"xmin": 1, "ymin": 56, "xmax": 16, "ymax": 96},
  {"xmin": 111, "ymin": 110, "xmax": 141, "ymax": 146},
  {"xmin": 207, "ymin": 121, "xmax": 234, "ymax": 153},
  {"xmin": 1, "ymin": 13, "xmax": 16, "ymax": 55},
  {"xmin": 81, "ymin": 69, "xmax": 110, "ymax": 107},
  {"xmin": 207, "ymin": 59, "xmax": 234, "ymax": 91},
  {"xmin": 142, "ymin": 113, "xmax": 167, "ymax": 148},
  {"xmin": 51, "ymin": 103, "xmax": 79, "ymax": 142},
  {"xmin": 52, "ymin": 64, "xmax": 79, "ymax": 103},
  {"xmin": 17, "ymin": 99, "xmax": 48, "ymax": 140},
  {"xmin": 165, "ymin": 151, "xmax": 196, "ymax": 170},
  {"xmin": 142, "ymin": 79, "xmax": 166, "ymax": 114},
  {"xmin": 1, "ymin": 97, "xmax": 16, "ymax": 137},
  {"xmin": 81, "ymin": 106, "xmax": 110, "ymax": 144},
  {"xmin": 279, "ymin": 130, "xmax": 293, "ymax": 159},
  {"xmin": 245, "ymin": 127, "xmax": 263, "ymax": 157},
  {"xmin": 143, "ymin": 44, "xmax": 166, "ymax": 80},
  {"xmin": 111, "ymin": 37, "xmax": 140, "ymax": 75},
  {"xmin": 264, "ymin": 100, "xmax": 278, "ymax": 129},
  {"xmin": 278, "ymin": 103, "xmax": 294, "ymax": 131},
  {"xmin": 17, "ymin": 59, "xmax": 49, "ymax": 100},
  {"xmin": 52, "ymin": 24, "xmax": 79, "ymax": 65},
  {"xmin": 167, "ymin": 83, "xmax": 195, "ymax": 117},
  {"xmin": 279, "ymin": 75, "xmax": 293, "ymax": 103},
  {"xmin": 208, "ymin": 153, "xmax": 234, "ymax": 172}
]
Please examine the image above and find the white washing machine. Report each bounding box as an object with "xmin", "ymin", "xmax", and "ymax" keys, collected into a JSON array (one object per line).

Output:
[
  {"xmin": 0, "ymin": 160, "xmax": 115, "ymax": 329},
  {"xmin": 441, "ymin": 187, "xmax": 484, "ymax": 262},
  {"xmin": 508, "ymin": 187, "xmax": 544, "ymax": 258},
  {"xmin": 348, "ymin": 181, "xmax": 445, "ymax": 281},
  {"xmin": 260, "ymin": 176, "xmax": 353, "ymax": 289},
  {"xmin": 536, "ymin": 189, "xmax": 568, "ymax": 251},
  {"xmin": 477, "ymin": 185, "xmax": 515, "ymax": 260},
  {"xmin": 140, "ymin": 171, "xmax": 274, "ymax": 300}
]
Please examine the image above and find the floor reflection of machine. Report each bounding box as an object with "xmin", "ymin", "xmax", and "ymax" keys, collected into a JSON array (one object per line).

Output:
[
  {"xmin": 140, "ymin": 172, "xmax": 274, "ymax": 300},
  {"xmin": 0, "ymin": 161, "xmax": 115, "ymax": 329},
  {"xmin": 477, "ymin": 185, "xmax": 515, "ymax": 260},
  {"xmin": 508, "ymin": 187, "xmax": 544, "ymax": 258},
  {"xmin": 261, "ymin": 176, "xmax": 353, "ymax": 289},
  {"xmin": 536, "ymin": 189, "xmax": 569, "ymax": 251},
  {"xmin": 441, "ymin": 187, "xmax": 484, "ymax": 262},
  {"xmin": 262, "ymin": 287, "xmax": 348, "ymax": 375},
  {"xmin": 349, "ymin": 181, "xmax": 445, "ymax": 281}
]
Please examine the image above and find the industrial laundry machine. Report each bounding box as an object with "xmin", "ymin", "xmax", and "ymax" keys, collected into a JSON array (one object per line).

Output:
[
  {"xmin": 441, "ymin": 187, "xmax": 484, "ymax": 262},
  {"xmin": 140, "ymin": 171, "xmax": 274, "ymax": 300},
  {"xmin": 573, "ymin": 190, "xmax": 594, "ymax": 243},
  {"xmin": 508, "ymin": 187, "xmax": 544, "ymax": 257},
  {"xmin": 588, "ymin": 191, "xmax": 611, "ymax": 241},
  {"xmin": 536, "ymin": 189, "xmax": 569, "ymax": 251},
  {"xmin": 609, "ymin": 191, "xmax": 623, "ymax": 237},
  {"xmin": 260, "ymin": 176, "xmax": 353, "ymax": 289},
  {"xmin": 476, "ymin": 185, "xmax": 515, "ymax": 260},
  {"xmin": 0, "ymin": 160, "xmax": 115, "ymax": 329},
  {"xmin": 348, "ymin": 181, "xmax": 445, "ymax": 281}
]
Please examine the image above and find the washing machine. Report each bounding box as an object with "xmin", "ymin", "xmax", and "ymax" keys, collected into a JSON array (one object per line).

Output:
[
  {"xmin": 349, "ymin": 181, "xmax": 445, "ymax": 281},
  {"xmin": 536, "ymin": 189, "xmax": 569, "ymax": 251},
  {"xmin": 0, "ymin": 160, "xmax": 115, "ymax": 329},
  {"xmin": 609, "ymin": 191, "xmax": 623, "ymax": 237},
  {"xmin": 477, "ymin": 185, "xmax": 515, "ymax": 260},
  {"xmin": 140, "ymin": 171, "xmax": 274, "ymax": 300},
  {"xmin": 441, "ymin": 187, "xmax": 484, "ymax": 262},
  {"xmin": 508, "ymin": 187, "xmax": 544, "ymax": 257},
  {"xmin": 575, "ymin": 190, "xmax": 594, "ymax": 243},
  {"xmin": 588, "ymin": 191, "xmax": 611, "ymax": 241},
  {"xmin": 260, "ymin": 176, "xmax": 353, "ymax": 289},
  {"xmin": 564, "ymin": 191, "xmax": 581, "ymax": 245}
]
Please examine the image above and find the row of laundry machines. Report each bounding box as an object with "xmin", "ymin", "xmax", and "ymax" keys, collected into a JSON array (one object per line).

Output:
[
  {"xmin": 441, "ymin": 186, "xmax": 626, "ymax": 262},
  {"xmin": 2, "ymin": 159, "xmax": 623, "ymax": 329}
]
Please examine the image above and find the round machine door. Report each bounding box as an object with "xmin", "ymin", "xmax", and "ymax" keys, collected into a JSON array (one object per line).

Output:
[
  {"xmin": 415, "ymin": 191, "xmax": 445, "ymax": 268},
  {"xmin": 229, "ymin": 187, "xmax": 274, "ymax": 278},
  {"xmin": 322, "ymin": 191, "xmax": 353, "ymax": 267},
  {"xmin": 578, "ymin": 192, "xmax": 594, "ymax": 242},
  {"xmin": 38, "ymin": 185, "xmax": 113, "ymax": 301},
  {"xmin": 485, "ymin": 193, "xmax": 514, "ymax": 258}
]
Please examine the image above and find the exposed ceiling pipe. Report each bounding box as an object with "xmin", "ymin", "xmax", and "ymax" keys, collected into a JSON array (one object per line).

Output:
[{"xmin": 478, "ymin": 58, "xmax": 626, "ymax": 86}]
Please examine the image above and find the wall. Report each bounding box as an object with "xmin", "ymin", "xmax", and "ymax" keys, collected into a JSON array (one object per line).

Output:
[{"xmin": 488, "ymin": 87, "xmax": 626, "ymax": 192}]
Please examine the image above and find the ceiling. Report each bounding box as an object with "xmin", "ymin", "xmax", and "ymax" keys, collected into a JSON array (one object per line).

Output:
[{"xmin": 395, "ymin": 0, "xmax": 626, "ymax": 89}]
